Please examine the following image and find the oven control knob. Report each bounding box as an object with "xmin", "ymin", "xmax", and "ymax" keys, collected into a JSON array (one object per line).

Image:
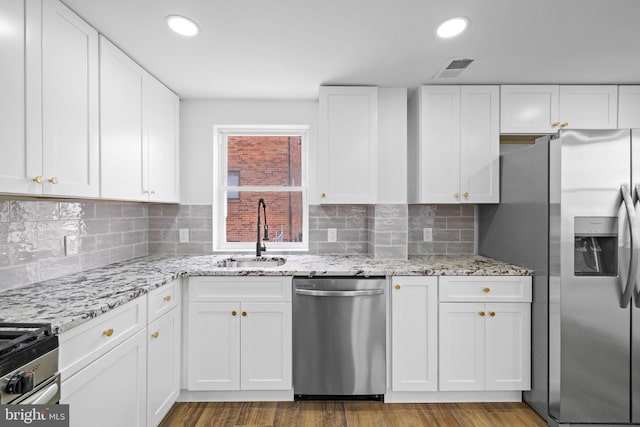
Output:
[{"xmin": 5, "ymin": 371, "xmax": 34, "ymax": 394}]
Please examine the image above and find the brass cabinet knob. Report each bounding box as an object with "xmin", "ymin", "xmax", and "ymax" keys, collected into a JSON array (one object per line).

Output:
[
  {"xmin": 102, "ymin": 328, "xmax": 114, "ymax": 337},
  {"xmin": 395, "ymin": 284, "xmax": 401, "ymax": 290},
  {"xmin": 48, "ymin": 177, "xmax": 58, "ymax": 184},
  {"xmin": 561, "ymin": 122, "xmax": 569, "ymax": 127},
  {"xmin": 489, "ymin": 311, "xmax": 496, "ymax": 317},
  {"xmin": 242, "ymin": 311, "xmax": 247, "ymax": 317},
  {"xmin": 321, "ymin": 193, "xmax": 326, "ymax": 198},
  {"xmin": 479, "ymin": 311, "xmax": 486, "ymax": 317},
  {"xmin": 232, "ymin": 311, "xmax": 237, "ymax": 317},
  {"xmin": 483, "ymin": 287, "xmax": 490, "ymax": 293},
  {"xmin": 552, "ymin": 121, "xmax": 561, "ymax": 127},
  {"xmin": 32, "ymin": 176, "xmax": 43, "ymax": 183},
  {"xmin": 163, "ymin": 295, "xmax": 171, "ymax": 302},
  {"xmin": 150, "ymin": 190, "xmax": 156, "ymax": 195},
  {"xmin": 463, "ymin": 192, "xmax": 469, "ymax": 198},
  {"xmin": 454, "ymin": 193, "xmax": 460, "ymax": 199},
  {"xmin": 151, "ymin": 332, "xmax": 159, "ymax": 339}
]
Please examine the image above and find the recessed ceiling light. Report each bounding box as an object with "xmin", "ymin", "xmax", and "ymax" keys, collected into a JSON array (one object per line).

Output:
[
  {"xmin": 436, "ymin": 17, "xmax": 469, "ymax": 38},
  {"xmin": 165, "ymin": 15, "xmax": 199, "ymax": 37}
]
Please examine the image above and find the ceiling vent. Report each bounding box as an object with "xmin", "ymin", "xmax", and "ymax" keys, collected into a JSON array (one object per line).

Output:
[{"xmin": 433, "ymin": 58, "xmax": 474, "ymax": 79}]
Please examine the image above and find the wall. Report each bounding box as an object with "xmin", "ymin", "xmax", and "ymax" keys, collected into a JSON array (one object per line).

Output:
[{"xmin": 0, "ymin": 199, "xmax": 148, "ymax": 291}]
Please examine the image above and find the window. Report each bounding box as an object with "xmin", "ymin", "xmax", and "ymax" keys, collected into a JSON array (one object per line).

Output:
[{"xmin": 213, "ymin": 125, "xmax": 308, "ymax": 251}]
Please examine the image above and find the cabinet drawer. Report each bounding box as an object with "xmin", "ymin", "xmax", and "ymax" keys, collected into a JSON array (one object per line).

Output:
[
  {"xmin": 148, "ymin": 279, "xmax": 180, "ymax": 323},
  {"xmin": 189, "ymin": 276, "xmax": 292, "ymax": 302},
  {"xmin": 59, "ymin": 297, "xmax": 147, "ymax": 379},
  {"xmin": 439, "ymin": 276, "xmax": 531, "ymax": 302}
]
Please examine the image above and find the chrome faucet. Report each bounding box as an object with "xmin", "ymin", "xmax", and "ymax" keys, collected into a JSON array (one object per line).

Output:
[{"xmin": 256, "ymin": 198, "xmax": 269, "ymax": 257}]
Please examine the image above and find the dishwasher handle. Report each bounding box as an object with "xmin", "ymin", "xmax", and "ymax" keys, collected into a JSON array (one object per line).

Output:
[{"xmin": 295, "ymin": 289, "xmax": 384, "ymax": 297}]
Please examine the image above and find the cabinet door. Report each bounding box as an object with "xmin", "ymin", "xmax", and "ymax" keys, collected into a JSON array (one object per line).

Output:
[
  {"xmin": 147, "ymin": 307, "xmax": 181, "ymax": 427},
  {"xmin": 61, "ymin": 330, "xmax": 146, "ymax": 427},
  {"xmin": 99, "ymin": 36, "xmax": 146, "ymax": 201},
  {"xmin": 559, "ymin": 85, "xmax": 618, "ymax": 129},
  {"xmin": 145, "ymin": 77, "xmax": 180, "ymax": 203},
  {"xmin": 618, "ymin": 86, "xmax": 640, "ymax": 128},
  {"xmin": 419, "ymin": 86, "xmax": 461, "ymax": 203},
  {"xmin": 391, "ymin": 276, "xmax": 438, "ymax": 391},
  {"xmin": 187, "ymin": 302, "xmax": 240, "ymax": 390},
  {"xmin": 319, "ymin": 86, "xmax": 377, "ymax": 204},
  {"xmin": 0, "ymin": 0, "xmax": 39, "ymax": 195},
  {"xmin": 500, "ymin": 85, "xmax": 559, "ymax": 133},
  {"xmin": 439, "ymin": 302, "xmax": 485, "ymax": 391},
  {"xmin": 484, "ymin": 303, "xmax": 531, "ymax": 391},
  {"xmin": 460, "ymin": 86, "xmax": 499, "ymax": 203},
  {"xmin": 41, "ymin": 0, "xmax": 99, "ymax": 197},
  {"xmin": 240, "ymin": 302, "xmax": 292, "ymax": 390}
]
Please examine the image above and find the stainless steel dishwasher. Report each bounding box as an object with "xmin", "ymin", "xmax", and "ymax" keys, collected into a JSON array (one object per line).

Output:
[{"xmin": 293, "ymin": 277, "xmax": 386, "ymax": 399}]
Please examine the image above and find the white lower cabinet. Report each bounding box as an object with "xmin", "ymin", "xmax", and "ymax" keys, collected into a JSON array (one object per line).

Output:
[
  {"xmin": 438, "ymin": 277, "xmax": 531, "ymax": 392},
  {"xmin": 186, "ymin": 277, "xmax": 292, "ymax": 392},
  {"xmin": 391, "ymin": 276, "xmax": 438, "ymax": 391}
]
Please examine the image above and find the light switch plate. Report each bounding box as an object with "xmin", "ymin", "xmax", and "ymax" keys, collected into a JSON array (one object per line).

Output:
[
  {"xmin": 179, "ymin": 228, "xmax": 190, "ymax": 243},
  {"xmin": 423, "ymin": 228, "xmax": 433, "ymax": 242},
  {"xmin": 327, "ymin": 228, "xmax": 337, "ymax": 242},
  {"xmin": 64, "ymin": 235, "xmax": 79, "ymax": 256}
]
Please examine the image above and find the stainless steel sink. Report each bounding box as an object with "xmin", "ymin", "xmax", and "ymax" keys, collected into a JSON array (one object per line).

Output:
[{"xmin": 215, "ymin": 257, "xmax": 286, "ymax": 268}]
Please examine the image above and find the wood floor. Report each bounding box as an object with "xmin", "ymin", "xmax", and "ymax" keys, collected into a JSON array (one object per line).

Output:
[{"xmin": 159, "ymin": 401, "xmax": 547, "ymax": 427}]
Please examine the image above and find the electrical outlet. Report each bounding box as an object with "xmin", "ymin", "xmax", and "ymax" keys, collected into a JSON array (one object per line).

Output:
[
  {"xmin": 64, "ymin": 235, "xmax": 79, "ymax": 256},
  {"xmin": 327, "ymin": 228, "xmax": 337, "ymax": 242},
  {"xmin": 423, "ymin": 228, "xmax": 433, "ymax": 242},
  {"xmin": 179, "ymin": 228, "xmax": 190, "ymax": 243}
]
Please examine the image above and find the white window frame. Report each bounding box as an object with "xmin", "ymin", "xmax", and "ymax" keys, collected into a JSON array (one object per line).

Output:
[{"xmin": 213, "ymin": 124, "xmax": 309, "ymax": 252}]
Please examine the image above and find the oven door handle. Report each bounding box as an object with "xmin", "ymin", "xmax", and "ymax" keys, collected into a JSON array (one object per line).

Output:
[
  {"xmin": 295, "ymin": 289, "xmax": 383, "ymax": 297},
  {"xmin": 30, "ymin": 382, "xmax": 59, "ymax": 404}
]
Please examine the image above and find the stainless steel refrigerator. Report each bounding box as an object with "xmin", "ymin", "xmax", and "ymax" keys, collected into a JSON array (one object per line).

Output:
[{"xmin": 479, "ymin": 129, "xmax": 640, "ymax": 426}]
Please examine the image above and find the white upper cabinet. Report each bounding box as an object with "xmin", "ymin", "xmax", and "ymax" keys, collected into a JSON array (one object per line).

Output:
[
  {"xmin": 319, "ymin": 86, "xmax": 378, "ymax": 204},
  {"xmin": 99, "ymin": 37, "xmax": 145, "ymax": 201},
  {"xmin": 408, "ymin": 85, "xmax": 499, "ymax": 204},
  {"xmin": 41, "ymin": 0, "xmax": 99, "ymax": 197},
  {"xmin": 100, "ymin": 37, "xmax": 180, "ymax": 203},
  {"xmin": 0, "ymin": 0, "xmax": 99, "ymax": 197},
  {"xmin": 618, "ymin": 86, "xmax": 640, "ymax": 128},
  {"xmin": 501, "ymin": 85, "xmax": 618, "ymax": 133}
]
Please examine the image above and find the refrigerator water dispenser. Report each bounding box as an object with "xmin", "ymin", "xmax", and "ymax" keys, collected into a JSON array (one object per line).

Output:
[{"xmin": 574, "ymin": 217, "xmax": 618, "ymax": 276}]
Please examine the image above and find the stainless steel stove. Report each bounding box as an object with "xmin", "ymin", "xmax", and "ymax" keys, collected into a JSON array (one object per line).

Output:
[{"xmin": 0, "ymin": 323, "xmax": 60, "ymax": 404}]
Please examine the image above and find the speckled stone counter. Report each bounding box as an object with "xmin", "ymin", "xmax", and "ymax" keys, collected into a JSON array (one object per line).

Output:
[{"xmin": 0, "ymin": 254, "xmax": 531, "ymax": 334}]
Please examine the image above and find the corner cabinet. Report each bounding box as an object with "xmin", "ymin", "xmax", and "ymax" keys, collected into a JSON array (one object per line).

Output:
[
  {"xmin": 391, "ymin": 276, "xmax": 438, "ymax": 391},
  {"xmin": 500, "ymin": 85, "xmax": 618, "ymax": 133},
  {"xmin": 100, "ymin": 36, "xmax": 180, "ymax": 203},
  {"xmin": 438, "ymin": 276, "xmax": 531, "ymax": 392},
  {"xmin": 0, "ymin": 0, "xmax": 99, "ymax": 197},
  {"xmin": 319, "ymin": 86, "xmax": 378, "ymax": 204},
  {"xmin": 186, "ymin": 277, "xmax": 292, "ymax": 392},
  {"xmin": 408, "ymin": 85, "xmax": 499, "ymax": 204}
]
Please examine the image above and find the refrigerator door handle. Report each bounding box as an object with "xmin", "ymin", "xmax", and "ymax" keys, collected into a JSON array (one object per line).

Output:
[
  {"xmin": 634, "ymin": 184, "xmax": 640, "ymax": 307},
  {"xmin": 621, "ymin": 184, "xmax": 639, "ymax": 308}
]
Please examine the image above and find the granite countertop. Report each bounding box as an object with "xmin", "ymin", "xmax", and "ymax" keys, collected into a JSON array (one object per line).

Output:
[{"xmin": 0, "ymin": 254, "xmax": 532, "ymax": 334}]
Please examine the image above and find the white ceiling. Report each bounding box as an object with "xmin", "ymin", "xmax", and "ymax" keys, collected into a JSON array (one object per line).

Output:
[{"xmin": 62, "ymin": 0, "xmax": 640, "ymax": 100}]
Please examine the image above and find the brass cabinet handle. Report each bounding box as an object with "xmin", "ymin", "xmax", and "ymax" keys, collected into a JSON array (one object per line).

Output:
[
  {"xmin": 489, "ymin": 311, "xmax": 496, "ymax": 317},
  {"xmin": 463, "ymin": 192, "xmax": 469, "ymax": 198},
  {"xmin": 552, "ymin": 121, "xmax": 561, "ymax": 127},
  {"xmin": 483, "ymin": 287, "xmax": 491, "ymax": 293},
  {"xmin": 242, "ymin": 311, "xmax": 247, "ymax": 317},
  {"xmin": 561, "ymin": 122, "xmax": 569, "ymax": 127},
  {"xmin": 321, "ymin": 193, "xmax": 326, "ymax": 198},
  {"xmin": 151, "ymin": 332, "xmax": 159, "ymax": 339},
  {"xmin": 163, "ymin": 295, "xmax": 171, "ymax": 302},
  {"xmin": 32, "ymin": 176, "xmax": 43, "ymax": 184},
  {"xmin": 48, "ymin": 177, "xmax": 58, "ymax": 184},
  {"xmin": 150, "ymin": 190, "xmax": 156, "ymax": 195},
  {"xmin": 454, "ymin": 193, "xmax": 460, "ymax": 199},
  {"xmin": 231, "ymin": 311, "xmax": 237, "ymax": 317},
  {"xmin": 395, "ymin": 284, "xmax": 401, "ymax": 290},
  {"xmin": 102, "ymin": 328, "xmax": 114, "ymax": 337},
  {"xmin": 479, "ymin": 311, "xmax": 486, "ymax": 317}
]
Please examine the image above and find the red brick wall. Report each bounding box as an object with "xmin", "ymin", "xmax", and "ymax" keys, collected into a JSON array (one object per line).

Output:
[{"xmin": 226, "ymin": 136, "xmax": 303, "ymax": 243}]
